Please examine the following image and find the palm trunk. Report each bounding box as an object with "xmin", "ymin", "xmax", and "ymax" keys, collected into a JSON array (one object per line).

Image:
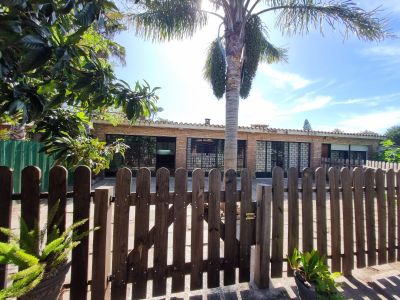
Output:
[{"xmin": 224, "ymin": 32, "xmax": 243, "ymax": 171}]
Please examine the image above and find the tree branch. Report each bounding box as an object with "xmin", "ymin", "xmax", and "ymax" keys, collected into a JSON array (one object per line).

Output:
[
  {"xmin": 247, "ymin": 0, "xmax": 262, "ymax": 17},
  {"xmin": 202, "ymin": 10, "xmax": 225, "ymax": 21},
  {"xmin": 254, "ymin": 5, "xmax": 290, "ymax": 16}
]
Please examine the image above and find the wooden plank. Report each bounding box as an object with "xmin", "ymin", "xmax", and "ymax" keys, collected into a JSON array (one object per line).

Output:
[
  {"xmin": 207, "ymin": 168, "xmax": 221, "ymax": 288},
  {"xmin": 153, "ymin": 168, "xmax": 170, "ymax": 297},
  {"xmin": 386, "ymin": 169, "xmax": 396, "ymax": 263},
  {"xmin": 315, "ymin": 167, "xmax": 327, "ymax": 261},
  {"xmin": 302, "ymin": 168, "xmax": 313, "ymax": 252},
  {"xmin": 132, "ymin": 168, "xmax": 151, "ymax": 299},
  {"xmin": 71, "ymin": 166, "xmax": 91, "ymax": 300},
  {"xmin": 353, "ymin": 167, "xmax": 366, "ymax": 268},
  {"xmin": 287, "ymin": 167, "xmax": 299, "ymax": 276},
  {"xmin": 271, "ymin": 166, "xmax": 284, "ymax": 278},
  {"xmin": 224, "ymin": 169, "xmax": 237, "ymax": 286},
  {"xmin": 21, "ymin": 166, "xmax": 41, "ymax": 254},
  {"xmin": 92, "ymin": 186, "xmax": 113, "ymax": 300},
  {"xmin": 190, "ymin": 169, "xmax": 205, "ymax": 290},
  {"xmin": 172, "ymin": 168, "xmax": 187, "ymax": 293},
  {"xmin": 376, "ymin": 169, "xmax": 387, "ymax": 264},
  {"xmin": 254, "ymin": 184, "xmax": 272, "ymax": 289},
  {"xmin": 341, "ymin": 167, "xmax": 354, "ymax": 276},
  {"xmin": 0, "ymin": 167, "xmax": 12, "ymax": 289},
  {"xmin": 397, "ymin": 171, "xmax": 400, "ymax": 262},
  {"xmin": 239, "ymin": 169, "xmax": 252, "ymax": 282},
  {"xmin": 328, "ymin": 167, "xmax": 341, "ymax": 272},
  {"xmin": 111, "ymin": 168, "xmax": 132, "ymax": 300},
  {"xmin": 48, "ymin": 166, "xmax": 67, "ymax": 234},
  {"xmin": 365, "ymin": 168, "xmax": 377, "ymax": 266}
]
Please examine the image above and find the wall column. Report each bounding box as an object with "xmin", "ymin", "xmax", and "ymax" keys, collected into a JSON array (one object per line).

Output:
[
  {"xmin": 175, "ymin": 135, "xmax": 187, "ymax": 169},
  {"xmin": 310, "ymin": 141, "xmax": 322, "ymax": 169}
]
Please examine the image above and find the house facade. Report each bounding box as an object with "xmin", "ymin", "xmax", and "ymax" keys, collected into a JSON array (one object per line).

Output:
[{"xmin": 93, "ymin": 120, "xmax": 383, "ymax": 177}]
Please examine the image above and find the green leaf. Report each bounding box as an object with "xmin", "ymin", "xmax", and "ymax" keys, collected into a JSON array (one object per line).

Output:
[{"xmin": 19, "ymin": 35, "xmax": 46, "ymax": 49}]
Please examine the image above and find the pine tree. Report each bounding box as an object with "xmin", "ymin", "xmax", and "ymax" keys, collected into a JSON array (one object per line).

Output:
[{"xmin": 303, "ymin": 119, "xmax": 312, "ymax": 131}]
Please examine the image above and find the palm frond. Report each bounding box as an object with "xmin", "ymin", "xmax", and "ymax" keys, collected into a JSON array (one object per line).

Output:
[
  {"xmin": 127, "ymin": 0, "xmax": 207, "ymax": 41},
  {"xmin": 240, "ymin": 15, "xmax": 286, "ymax": 98},
  {"xmin": 264, "ymin": 0, "xmax": 388, "ymax": 41},
  {"xmin": 204, "ymin": 38, "xmax": 226, "ymax": 99}
]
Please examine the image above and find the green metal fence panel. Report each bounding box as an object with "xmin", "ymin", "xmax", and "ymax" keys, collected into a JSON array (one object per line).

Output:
[{"xmin": 0, "ymin": 140, "xmax": 54, "ymax": 192}]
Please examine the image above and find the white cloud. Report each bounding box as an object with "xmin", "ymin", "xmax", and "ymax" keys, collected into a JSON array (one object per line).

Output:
[
  {"xmin": 332, "ymin": 92, "xmax": 400, "ymax": 106},
  {"xmin": 291, "ymin": 94, "xmax": 332, "ymax": 113},
  {"xmin": 259, "ymin": 65, "xmax": 312, "ymax": 90},
  {"xmin": 362, "ymin": 46, "xmax": 400, "ymax": 57},
  {"xmin": 336, "ymin": 110, "xmax": 400, "ymax": 133}
]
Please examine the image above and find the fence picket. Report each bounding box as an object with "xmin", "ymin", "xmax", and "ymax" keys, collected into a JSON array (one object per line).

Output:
[
  {"xmin": 397, "ymin": 171, "xmax": 400, "ymax": 261},
  {"xmin": 376, "ymin": 169, "xmax": 387, "ymax": 264},
  {"xmin": 190, "ymin": 169, "xmax": 205, "ymax": 290},
  {"xmin": 0, "ymin": 167, "xmax": 12, "ymax": 289},
  {"xmin": 315, "ymin": 167, "xmax": 327, "ymax": 261},
  {"xmin": 387, "ymin": 169, "xmax": 396, "ymax": 263},
  {"xmin": 48, "ymin": 166, "xmax": 67, "ymax": 233},
  {"xmin": 365, "ymin": 168, "xmax": 377, "ymax": 266},
  {"xmin": 254, "ymin": 185, "xmax": 272, "ymax": 289},
  {"xmin": 71, "ymin": 166, "xmax": 91, "ymax": 300},
  {"xmin": 271, "ymin": 166, "xmax": 284, "ymax": 277},
  {"xmin": 111, "ymin": 168, "xmax": 131, "ymax": 300},
  {"xmin": 92, "ymin": 186, "xmax": 113, "ymax": 300},
  {"xmin": 302, "ymin": 168, "xmax": 313, "ymax": 252},
  {"xmin": 353, "ymin": 167, "xmax": 366, "ymax": 268},
  {"xmin": 341, "ymin": 167, "xmax": 354, "ymax": 275},
  {"xmin": 172, "ymin": 168, "xmax": 187, "ymax": 292},
  {"xmin": 208, "ymin": 168, "xmax": 221, "ymax": 288},
  {"xmin": 153, "ymin": 168, "xmax": 170, "ymax": 297},
  {"xmin": 21, "ymin": 166, "xmax": 41, "ymax": 254},
  {"xmin": 287, "ymin": 167, "xmax": 299, "ymax": 276},
  {"xmin": 328, "ymin": 168, "xmax": 341, "ymax": 272},
  {"xmin": 224, "ymin": 169, "xmax": 237, "ymax": 286},
  {"xmin": 132, "ymin": 168, "xmax": 151, "ymax": 299},
  {"xmin": 239, "ymin": 169, "xmax": 252, "ymax": 282}
]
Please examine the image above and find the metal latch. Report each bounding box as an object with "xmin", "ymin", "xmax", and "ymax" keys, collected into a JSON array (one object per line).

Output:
[{"xmin": 245, "ymin": 213, "xmax": 256, "ymax": 220}]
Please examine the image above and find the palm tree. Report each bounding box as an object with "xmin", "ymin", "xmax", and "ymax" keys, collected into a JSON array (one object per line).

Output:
[{"xmin": 129, "ymin": 0, "xmax": 387, "ymax": 171}]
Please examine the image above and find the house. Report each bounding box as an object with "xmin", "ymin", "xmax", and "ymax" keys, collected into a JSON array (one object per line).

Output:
[{"xmin": 93, "ymin": 119, "xmax": 383, "ymax": 177}]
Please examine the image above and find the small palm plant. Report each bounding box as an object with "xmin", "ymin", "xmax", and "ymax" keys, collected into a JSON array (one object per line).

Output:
[
  {"xmin": 288, "ymin": 248, "xmax": 343, "ymax": 299},
  {"xmin": 0, "ymin": 202, "xmax": 93, "ymax": 299}
]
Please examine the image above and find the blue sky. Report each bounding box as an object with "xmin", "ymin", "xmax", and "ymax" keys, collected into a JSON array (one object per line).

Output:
[{"xmin": 114, "ymin": 0, "xmax": 400, "ymax": 134}]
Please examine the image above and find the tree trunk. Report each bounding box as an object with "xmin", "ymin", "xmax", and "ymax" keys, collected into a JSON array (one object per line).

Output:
[{"xmin": 224, "ymin": 33, "xmax": 242, "ymax": 171}]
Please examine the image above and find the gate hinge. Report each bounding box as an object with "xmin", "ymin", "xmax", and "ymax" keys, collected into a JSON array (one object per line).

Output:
[{"xmin": 245, "ymin": 213, "xmax": 256, "ymax": 220}]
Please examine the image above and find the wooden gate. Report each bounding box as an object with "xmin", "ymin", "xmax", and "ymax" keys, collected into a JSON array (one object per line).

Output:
[{"xmin": 110, "ymin": 167, "xmax": 257, "ymax": 299}]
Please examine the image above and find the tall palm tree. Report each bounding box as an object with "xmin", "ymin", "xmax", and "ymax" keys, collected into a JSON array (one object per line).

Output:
[{"xmin": 129, "ymin": 0, "xmax": 387, "ymax": 171}]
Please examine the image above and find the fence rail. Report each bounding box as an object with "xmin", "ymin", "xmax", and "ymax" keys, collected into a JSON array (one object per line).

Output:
[
  {"xmin": 321, "ymin": 157, "xmax": 365, "ymax": 169},
  {"xmin": 0, "ymin": 164, "xmax": 399, "ymax": 299},
  {"xmin": 365, "ymin": 160, "xmax": 400, "ymax": 171}
]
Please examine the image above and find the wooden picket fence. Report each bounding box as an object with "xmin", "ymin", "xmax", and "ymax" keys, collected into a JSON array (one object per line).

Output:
[
  {"xmin": 1, "ymin": 164, "xmax": 400, "ymax": 299},
  {"xmin": 365, "ymin": 160, "xmax": 400, "ymax": 171},
  {"xmin": 321, "ymin": 157, "xmax": 365, "ymax": 169}
]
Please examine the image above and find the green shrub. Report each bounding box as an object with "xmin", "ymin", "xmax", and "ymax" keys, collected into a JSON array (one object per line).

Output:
[
  {"xmin": 0, "ymin": 202, "xmax": 95, "ymax": 299},
  {"xmin": 288, "ymin": 248, "xmax": 344, "ymax": 299}
]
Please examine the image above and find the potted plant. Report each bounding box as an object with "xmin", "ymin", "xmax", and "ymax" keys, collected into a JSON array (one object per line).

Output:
[
  {"xmin": 0, "ymin": 202, "xmax": 94, "ymax": 300},
  {"xmin": 288, "ymin": 248, "xmax": 344, "ymax": 300}
]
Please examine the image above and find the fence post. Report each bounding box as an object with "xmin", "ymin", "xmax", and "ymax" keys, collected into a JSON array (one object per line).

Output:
[
  {"xmin": 0, "ymin": 167, "xmax": 12, "ymax": 289},
  {"xmin": 71, "ymin": 166, "xmax": 91, "ymax": 300},
  {"xmin": 21, "ymin": 166, "xmax": 41, "ymax": 254},
  {"xmin": 254, "ymin": 184, "xmax": 272, "ymax": 289},
  {"xmin": 92, "ymin": 186, "xmax": 113, "ymax": 300}
]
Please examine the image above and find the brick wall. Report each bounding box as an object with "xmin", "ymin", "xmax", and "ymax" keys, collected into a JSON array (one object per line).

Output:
[{"xmin": 93, "ymin": 121, "xmax": 382, "ymax": 174}]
